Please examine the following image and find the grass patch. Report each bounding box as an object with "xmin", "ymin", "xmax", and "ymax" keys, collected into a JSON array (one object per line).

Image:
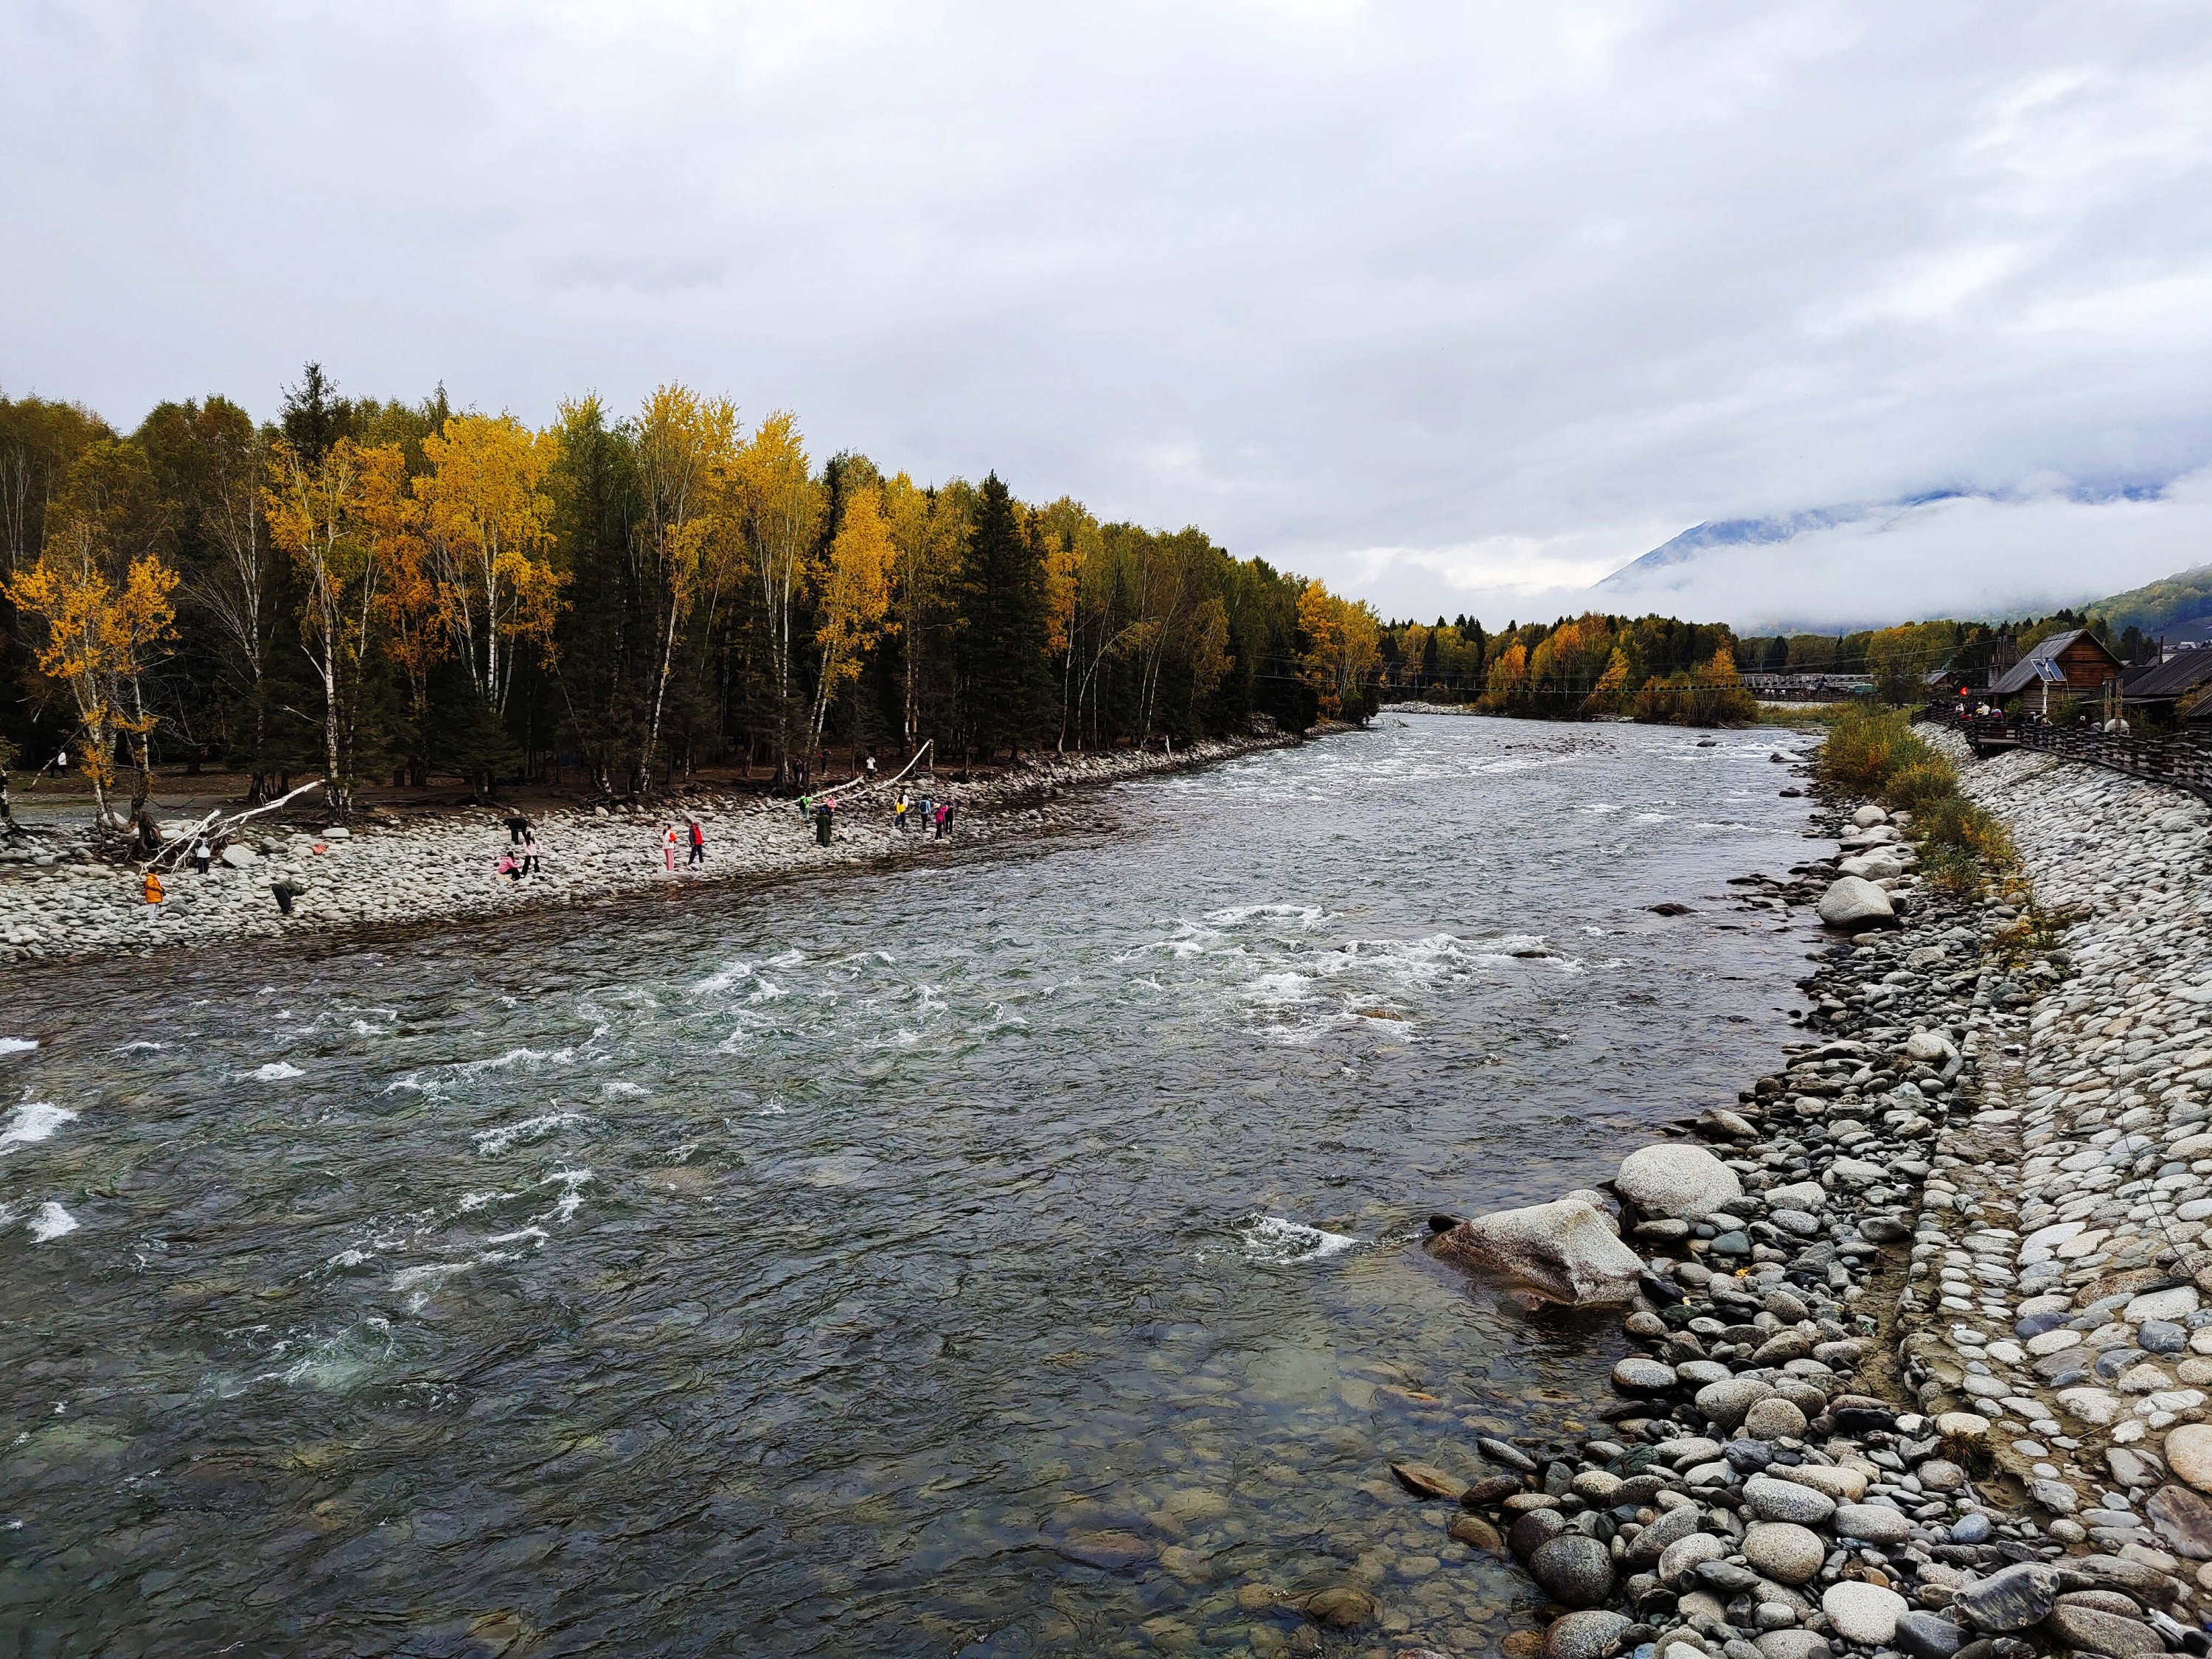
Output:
[{"xmin": 1817, "ymin": 706, "xmax": 2019, "ymax": 895}]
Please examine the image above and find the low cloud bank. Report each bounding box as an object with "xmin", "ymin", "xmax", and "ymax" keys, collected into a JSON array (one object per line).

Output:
[{"xmin": 1340, "ymin": 475, "xmax": 2212, "ymax": 632}]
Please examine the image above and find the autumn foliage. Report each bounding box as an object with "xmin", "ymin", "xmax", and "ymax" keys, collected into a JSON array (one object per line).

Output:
[{"xmin": 1, "ymin": 369, "xmax": 1347, "ymax": 814}]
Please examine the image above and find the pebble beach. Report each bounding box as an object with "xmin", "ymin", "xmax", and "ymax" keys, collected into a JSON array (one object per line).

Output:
[{"xmin": 0, "ymin": 732, "xmax": 1299, "ymax": 964}]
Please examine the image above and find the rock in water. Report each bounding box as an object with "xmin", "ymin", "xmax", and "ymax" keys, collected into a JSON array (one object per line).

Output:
[
  {"xmin": 1529, "ymin": 1534, "xmax": 1615, "ymax": 1608},
  {"xmin": 1432, "ymin": 1197, "xmax": 1644, "ymax": 1304},
  {"xmin": 1304, "ymin": 1585, "xmax": 1377, "ymax": 1628},
  {"xmin": 1816, "ymin": 875, "xmax": 1896, "ymax": 931},
  {"xmin": 1449, "ymin": 1513, "xmax": 1503, "ymax": 1551},
  {"xmin": 1823, "ymin": 1582, "xmax": 1907, "ymax": 1646},
  {"xmin": 1545, "ymin": 1610, "xmax": 1632, "ymax": 1659},
  {"xmin": 1389, "ymin": 1461, "xmax": 1464, "ymax": 1502},
  {"xmin": 1616, "ymin": 1143, "xmax": 1743, "ymax": 1221}
]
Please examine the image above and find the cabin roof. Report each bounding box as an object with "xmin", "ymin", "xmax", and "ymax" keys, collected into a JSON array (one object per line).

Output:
[
  {"xmin": 2121, "ymin": 647, "xmax": 2212, "ymax": 701},
  {"xmin": 1988, "ymin": 628, "xmax": 2120, "ymax": 695}
]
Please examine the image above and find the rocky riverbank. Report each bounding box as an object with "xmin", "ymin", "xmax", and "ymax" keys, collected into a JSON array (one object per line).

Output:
[
  {"xmin": 1357, "ymin": 739, "xmax": 2212, "ymax": 1659},
  {"xmin": 0, "ymin": 730, "xmax": 1305, "ymax": 965}
]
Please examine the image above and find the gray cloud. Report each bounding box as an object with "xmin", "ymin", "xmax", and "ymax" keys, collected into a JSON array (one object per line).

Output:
[{"xmin": 4, "ymin": 1, "xmax": 2210, "ymax": 626}]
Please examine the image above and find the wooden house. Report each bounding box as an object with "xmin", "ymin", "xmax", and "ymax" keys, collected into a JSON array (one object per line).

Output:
[
  {"xmin": 2121, "ymin": 646, "xmax": 2212, "ymax": 721},
  {"xmin": 1986, "ymin": 628, "xmax": 2123, "ymax": 715}
]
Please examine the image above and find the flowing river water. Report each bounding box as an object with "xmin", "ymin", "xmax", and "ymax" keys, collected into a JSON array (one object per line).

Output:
[{"xmin": 1, "ymin": 713, "xmax": 1827, "ymax": 1658}]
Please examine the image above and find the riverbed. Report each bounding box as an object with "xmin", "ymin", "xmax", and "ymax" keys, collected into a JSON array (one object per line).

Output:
[{"xmin": 0, "ymin": 714, "xmax": 1826, "ymax": 1657}]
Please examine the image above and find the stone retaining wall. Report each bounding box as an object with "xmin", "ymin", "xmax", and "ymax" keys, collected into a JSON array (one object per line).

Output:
[{"xmin": 1896, "ymin": 730, "xmax": 2212, "ymax": 1584}]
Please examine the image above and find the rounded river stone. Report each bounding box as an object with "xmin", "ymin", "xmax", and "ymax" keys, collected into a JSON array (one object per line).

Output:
[
  {"xmin": 1528, "ymin": 1534, "xmax": 1615, "ymax": 1609},
  {"xmin": 1743, "ymin": 1474, "xmax": 1835, "ymax": 1525},
  {"xmin": 1823, "ymin": 1581, "xmax": 1907, "ymax": 1646},
  {"xmin": 1613, "ymin": 1357, "xmax": 1678, "ymax": 1394},
  {"xmin": 1696, "ymin": 1377, "xmax": 1775, "ymax": 1431},
  {"xmin": 1833, "ymin": 1501, "xmax": 1911, "ymax": 1545},
  {"xmin": 1743, "ymin": 1397, "xmax": 1808, "ymax": 1440},
  {"xmin": 1545, "ymin": 1610, "xmax": 1632, "ymax": 1659},
  {"xmin": 1742, "ymin": 1521, "xmax": 1825, "ymax": 1585}
]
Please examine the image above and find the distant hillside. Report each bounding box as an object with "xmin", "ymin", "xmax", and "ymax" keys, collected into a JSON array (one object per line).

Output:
[
  {"xmin": 1594, "ymin": 504, "xmax": 1880, "ymax": 592},
  {"xmin": 2089, "ymin": 563, "xmax": 2212, "ymax": 639}
]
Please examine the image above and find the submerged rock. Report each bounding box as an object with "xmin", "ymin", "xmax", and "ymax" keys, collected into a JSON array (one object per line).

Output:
[{"xmin": 1432, "ymin": 1196, "xmax": 1644, "ymax": 1304}]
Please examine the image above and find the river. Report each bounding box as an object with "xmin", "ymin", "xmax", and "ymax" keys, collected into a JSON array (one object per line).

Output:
[{"xmin": 0, "ymin": 712, "xmax": 1824, "ymax": 1657}]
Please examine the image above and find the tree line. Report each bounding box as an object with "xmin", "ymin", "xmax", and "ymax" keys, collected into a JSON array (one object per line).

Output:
[
  {"xmin": 1374, "ymin": 612, "xmax": 1757, "ymax": 724},
  {"xmin": 0, "ymin": 368, "xmax": 1394, "ymax": 833}
]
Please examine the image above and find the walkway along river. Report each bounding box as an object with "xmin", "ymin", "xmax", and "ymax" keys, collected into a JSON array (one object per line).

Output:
[{"xmin": 0, "ymin": 713, "xmax": 1826, "ymax": 1656}]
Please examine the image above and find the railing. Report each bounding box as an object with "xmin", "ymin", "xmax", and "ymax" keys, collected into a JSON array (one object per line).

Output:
[{"xmin": 1921, "ymin": 703, "xmax": 2212, "ymax": 802}]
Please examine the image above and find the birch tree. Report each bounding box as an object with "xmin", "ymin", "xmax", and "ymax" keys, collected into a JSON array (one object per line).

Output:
[
  {"xmin": 737, "ymin": 411, "xmax": 821, "ymax": 785},
  {"xmin": 631, "ymin": 385, "xmax": 738, "ymax": 798},
  {"xmin": 263, "ymin": 436, "xmax": 380, "ymax": 815}
]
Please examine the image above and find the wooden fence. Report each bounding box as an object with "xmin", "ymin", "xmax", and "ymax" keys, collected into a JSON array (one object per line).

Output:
[{"xmin": 1921, "ymin": 705, "xmax": 2212, "ymax": 802}]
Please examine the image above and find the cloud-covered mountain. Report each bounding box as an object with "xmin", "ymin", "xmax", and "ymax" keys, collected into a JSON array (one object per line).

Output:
[{"xmin": 1583, "ymin": 478, "xmax": 2212, "ymax": 633}]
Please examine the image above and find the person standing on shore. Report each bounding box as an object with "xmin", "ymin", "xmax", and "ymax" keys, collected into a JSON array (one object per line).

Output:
[
  {"xmin": 521, "ymin": 828, "xmax": 541, "ymax": 876},
  {"xmin": 190, "ymin": 834, "xmax": 212, "ymax": 875},
  {"xmin": 661, "ymin": 826, "xmax": 678, "ymax": 871},
  {"xmin": 815, "ymin": 799, "xmax": 835, "ymax": 847},
  {"xmin": 892, "ymin": 790, "xmax": 911, "ymax": 834},
  {"xmin": 687, "ymin": 817, "xmax": 706, "ymax": 866},
  {"xmin": 504, "ymin": 813, "xmax": 529, "ymax": 845}
]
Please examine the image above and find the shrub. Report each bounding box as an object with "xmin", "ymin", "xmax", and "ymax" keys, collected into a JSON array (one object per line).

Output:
[
  {"xmin": 1818, "ymin": 706, "xmax": 1936, "ymax": 795},
  {"xmin": 1817, "ymin": 703, "xmax": 2022, "ymax": 894},
  {"xmin": 1918, "ymin": 795, "xmax": 2018, "ymax": 872},
  {"xmin": 1882, "ymin": 758, "xmax": 1958, "ymax": 814}
]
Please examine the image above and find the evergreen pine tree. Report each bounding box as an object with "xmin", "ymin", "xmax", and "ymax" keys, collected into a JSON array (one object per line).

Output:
[{"xmin": 953, "ymin": 473, "xmax": 1052, "ymax": 759}]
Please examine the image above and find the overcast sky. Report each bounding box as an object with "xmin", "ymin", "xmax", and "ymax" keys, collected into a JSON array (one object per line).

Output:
[{"xmin": 6, "ymin": 1, "xmax": 2211, "ymax": 628}]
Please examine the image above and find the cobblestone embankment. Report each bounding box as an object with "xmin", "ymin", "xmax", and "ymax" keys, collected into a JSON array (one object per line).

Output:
[
  {"xmin": 0, "ymin": 732, "xmax": 1300, "ymax": 965},
  {"xmin": 1375, "ymin": 742, "xmax": 2211, "ymax": 1659},
  {"xmin": 1897, "ymin": 731, "xmax": 2212, "ymax": 1578}
]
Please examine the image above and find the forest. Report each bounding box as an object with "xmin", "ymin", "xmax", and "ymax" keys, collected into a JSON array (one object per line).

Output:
[
  {"xmin": 1374, "ymin": 612, "xmax": 1758, "ymax": 724},
  {"xmin": 0, "ymin": 369, "xmax": 1394, "ymax": 830}
]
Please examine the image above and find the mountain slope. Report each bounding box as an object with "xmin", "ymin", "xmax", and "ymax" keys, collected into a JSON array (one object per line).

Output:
[{"xmin": 2088, "ymin": 563, "xmax": 2212, "ymax": 636}]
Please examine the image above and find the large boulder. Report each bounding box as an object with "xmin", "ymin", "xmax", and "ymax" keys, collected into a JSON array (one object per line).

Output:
[
  {"xmin": 1817, "ymin": 876, "xmax": 1896, "ymax": 931},
  {"xmin": 1617, "ymin": 1143, "xmax": 1742, "ymax": 1221},
  {"xmin": 1432, "ymin": 1196, "xmax": 1644, "ymax": 1305}
]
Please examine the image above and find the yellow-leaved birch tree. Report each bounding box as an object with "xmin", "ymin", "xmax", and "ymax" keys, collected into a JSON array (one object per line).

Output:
[
  {"xmin": 262, "ymin": 436, "xmax": 380, "ymax": 815},
  {"xmin": 737, "ymin": 411, "xmax": 822, "ymax": 785},
  {"xmin": 632, "ymin": 385, "xmax": 739, "ymax": 798},
  {"xmin": 810, "ymin": 481, "xmax": 894, "ymax": 746},
  {"xmin": 411, "ymin": 414, "xmax": 566, "ymax": 794}
]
